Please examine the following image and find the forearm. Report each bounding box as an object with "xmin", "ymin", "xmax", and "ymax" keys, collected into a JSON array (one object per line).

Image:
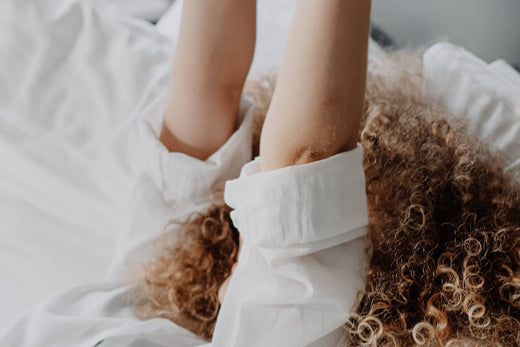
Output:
[
  {"xmin": 260, "ymin": 0, "xmax": 371, "ymax": 171},
  {"xmin": 161, "ymin": 0, "xmax": 256, "ymax": 160}
]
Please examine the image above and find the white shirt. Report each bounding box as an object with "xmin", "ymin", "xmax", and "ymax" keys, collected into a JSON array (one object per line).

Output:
[{"xmin": 0, "ymin": 96, "xmax": 369, "ymax": 347}]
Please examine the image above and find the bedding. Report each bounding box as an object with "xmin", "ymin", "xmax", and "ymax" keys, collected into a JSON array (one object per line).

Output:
[
  {"xmin": 1, "ymin": 0, "xmax": 518, "ymax": 339},
  {"xmin": 0, "ymin": 0, "xmax": 173, "ymax": 316},
  {"xmin": 33, "ymin": 0, "xmax": 173, "ymax": 21},
  {"xmin": 489, "ymin": 59, "xmax": 520, "ymax": 90},
  {"xmin": 423, "ymin": 43, "xmax": 520, "ymax": 176}
]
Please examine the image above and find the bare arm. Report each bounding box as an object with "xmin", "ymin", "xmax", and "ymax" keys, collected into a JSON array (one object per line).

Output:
[
  {"xmin": 160, "ymin": 0, "xmax": 256, "ymax": 160},
  {"xmin": 260, "ymin": 0, "xmax": 371, "ymax": 170}
]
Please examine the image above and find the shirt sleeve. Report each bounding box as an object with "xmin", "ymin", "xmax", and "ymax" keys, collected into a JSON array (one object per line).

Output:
[
  {"xmin": 107, "ymin": 94, "xmax": 255, "ymax": 279},
  {"xmin": 212, "ymin": 146, "xmax": 369, "ymax": 347}
]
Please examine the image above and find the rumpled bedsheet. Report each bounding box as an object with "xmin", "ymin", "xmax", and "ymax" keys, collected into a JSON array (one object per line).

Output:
[{"xmin": 0, "ymin": 0, "xmax": 172, "ymax": 325}]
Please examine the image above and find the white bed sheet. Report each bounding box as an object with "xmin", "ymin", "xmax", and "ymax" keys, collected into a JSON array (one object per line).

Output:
[
  {"xmin": 0, "ymin": 0, "xmax": 173, "ymax": 324},
  {"xmin": 32, "ymin": 0, "xmax": 173, "ymax": 21}
]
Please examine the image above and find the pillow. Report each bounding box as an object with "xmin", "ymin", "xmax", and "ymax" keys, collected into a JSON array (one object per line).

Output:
[
  {"xmin": 489, "ymin": 59, "xmax": 520, "ymax": 90},
  {"xmin": 423, "ymin": 43, "xmax": 520, "ymax": 175}
]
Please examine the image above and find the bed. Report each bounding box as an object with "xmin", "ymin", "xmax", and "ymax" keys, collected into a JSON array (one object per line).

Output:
[
  {"xmin": 0, "ymin": 0, "xmax": 173, "ymax": 326},
  {"xmin": 31, "ymin": 0, "xmax": 173, "ymax": 21},
  {"xmin": 0, "ymin": 0, "xmax": 519, "ymax": 330}
]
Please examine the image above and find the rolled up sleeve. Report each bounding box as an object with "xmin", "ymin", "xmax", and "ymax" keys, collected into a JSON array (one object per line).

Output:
[
  {"xmin": 212, "ymin": 146, "xmax": 369, "ymax": 347},
  {"xmin": 107, "ymin": 95, "xmax": 255, "ymax": 278}
]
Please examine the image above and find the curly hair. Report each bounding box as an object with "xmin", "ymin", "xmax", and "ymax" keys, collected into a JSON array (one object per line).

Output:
[
  {"xmin": 134, "ymin": 204, "xmax": 239, "ymax": 340},
  {"xmin": 346, "ymin": 54, "xmax": 520, "ymax": 346},
  {"xmin": 134, "ymin": 54, "xmax": 520, "ymax": 345}
]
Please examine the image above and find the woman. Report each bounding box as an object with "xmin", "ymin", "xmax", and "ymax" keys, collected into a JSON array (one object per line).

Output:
[
  {"xmin": 138, "ymin": 1, "xmax": 520, "ymax": 346},
  {"xmin": 3, "ymin": 0, "xmax": 520, "ymax": 345},
  {"xmin": 1, "ymin": 0, "xmax": 372, "ymax": 346}
]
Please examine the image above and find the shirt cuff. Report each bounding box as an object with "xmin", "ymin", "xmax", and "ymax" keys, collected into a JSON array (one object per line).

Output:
[
  {"xmin": 137, "ymin": 94, "xmax": 255, "ymax": 204},
  {"xmin": 224, "ymin": 145, "xmax": 368, "ymax": 248}
]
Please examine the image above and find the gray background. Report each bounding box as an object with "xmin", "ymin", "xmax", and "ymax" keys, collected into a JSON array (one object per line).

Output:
[{"xmin": 371, "ymin": 0, "xmax": 520, "ymax": 64}]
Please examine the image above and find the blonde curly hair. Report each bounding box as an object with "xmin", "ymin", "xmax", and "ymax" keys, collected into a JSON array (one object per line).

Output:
[
  {"xmin": 347, "ymin": 54, "xmax": 520, "ymax": 346},
  {"xmin": 134, "ymin": 53, "xmax": 520, "ymax": 345}
]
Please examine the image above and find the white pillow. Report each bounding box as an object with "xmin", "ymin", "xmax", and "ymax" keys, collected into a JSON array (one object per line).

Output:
[
  {"xmin": 423, "ymin": 43, "xmax": 520, "ymax": 174},
  {"xmin": 489, "ymin": 59, "xmax": 520, "ymax": 91}
]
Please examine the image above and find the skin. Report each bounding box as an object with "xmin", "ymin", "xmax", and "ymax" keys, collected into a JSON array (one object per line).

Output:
[
  {"xmin": 160, "ymin": 0, "xmax": 256, "ymax": 160},
  {"xmin": 260, "ymin": 0, "xmax": 372, "ymax": 171},
  {"xmin": 160, "ymin": 0, "xmax": 371, "ymax": 303}
]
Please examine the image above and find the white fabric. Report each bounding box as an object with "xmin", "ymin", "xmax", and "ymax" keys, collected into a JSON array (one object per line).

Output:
[
  {"xmin": 33, "ymin": 0, "xmax": 173, "ymax": 21},
  {"xmin": 107, "ymin": 95, "xmax": 255, "ymax": 279},
  {"xmin": 0, "ymin": 92, "xmax": 369, "ymax": 346},
  {"xmin": 214, "ymin": 149, "xmax": 368, "ymax": 347},
  {"xmin": 156, "ymin": 0, "xmax": 386, "ymax": 76},
  {"xmin": 423, "ymin": 43, "xmax": 520, "ymax": 174},
  {"xmin": 0, "ymin": 282, "xmax": 206, "ymax": 347},
  {"xmin": 0, "ymin": 0, "xmax": 172, "ymax": 312},
  {"xmin": 489, "ymin": 59, "xmax": 520, "ymax": 90}
]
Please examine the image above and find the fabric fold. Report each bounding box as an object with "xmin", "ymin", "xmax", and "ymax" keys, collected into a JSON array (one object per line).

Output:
[
  {"xmin": 107, "ymin": 94, "xmax": 255, "ymax": 278},
  {"xmin": 138, "ymin": 95, "xmax": 255, "ymax": 204},
  {"xmin": 225, "ymin": 145, "xmax": 368, "ymax": 248},
  {"xmin": 214, "ymin": 145, "xmax": 369, "ymax": 347}
]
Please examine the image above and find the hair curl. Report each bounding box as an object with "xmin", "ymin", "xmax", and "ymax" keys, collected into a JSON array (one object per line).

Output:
[
  {"xmin": 134, "ymin": 54, "xmax": 520, "ymax": 345},
  {"xmin": 346, "ymin": 54, "xmax": 520, "ymax": 346},
  {"xmin": 134, "ymin": 204, "xmax": 239, "ymax": 340}
]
